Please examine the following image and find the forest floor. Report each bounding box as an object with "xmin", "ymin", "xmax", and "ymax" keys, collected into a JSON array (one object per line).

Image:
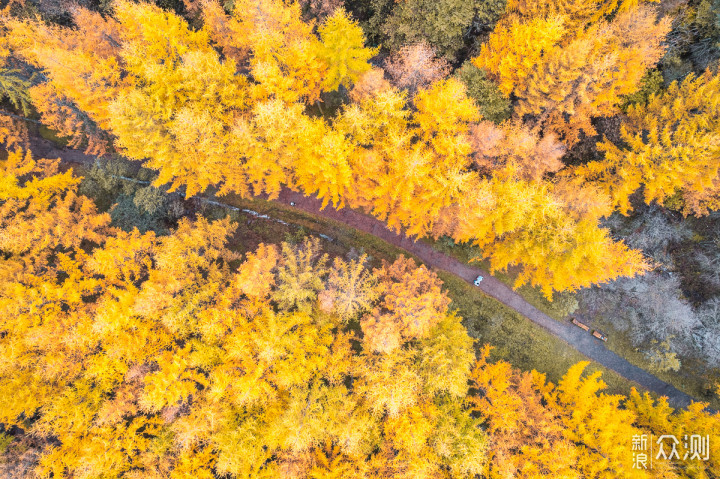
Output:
[{"xmin": 28, "ymin": 133, "xmax": 706, "ymax": 410}]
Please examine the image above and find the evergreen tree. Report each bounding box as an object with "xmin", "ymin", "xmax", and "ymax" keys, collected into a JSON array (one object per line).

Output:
[{"xmin": 369, "ymin": 0, "xmax": 507, "ymax": 60}]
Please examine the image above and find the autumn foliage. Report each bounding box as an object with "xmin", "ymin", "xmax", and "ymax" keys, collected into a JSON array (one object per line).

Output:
[
  {"xmin": 2, "ymin": 0, "xmax": 720, "ymax": 476},
  {"xmin": 0, "ymin": 0, "xmax": 661, "ymax": 298},
  {"xmin": 575, "ymin": 70, "xmax": 720, "ymax": 217},
  {"xmin": 0, "ymin": 156, "xmax": 717, "ymax": 477},
  {"xmin": 475, "ymin": 3, "xmax": 670, "ymax": 145},
  {"xmin": 0, "ymin": 153, "xmax": 485, "ymax": 477},
  {"xmin": 471, "ymin": 347, "xmax": 720, "ymax": 478}
]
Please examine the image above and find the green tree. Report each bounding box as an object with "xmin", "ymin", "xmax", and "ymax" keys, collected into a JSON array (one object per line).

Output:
[
  {"xmin": 0, "ymin": 68, "xmax": 32, "ymax": 115},
  {"xmin": 455, "ymin": 61, "xmax": 510, "ymax": 123},
  {"xmin": 370, "ymin": 0, "xmax": 507, "ymax": 60}
]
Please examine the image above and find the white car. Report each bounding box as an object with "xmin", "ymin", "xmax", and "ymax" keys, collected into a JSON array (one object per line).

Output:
[{"xmin": 473, "ymin": 275, "xmax": 484, "ymax": 286}]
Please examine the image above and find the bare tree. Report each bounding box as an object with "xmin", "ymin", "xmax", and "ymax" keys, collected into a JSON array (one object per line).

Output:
[
  {"xmin": 602, "ymin": 204, "xmax": 692, "ymax": 266},
  {"xmin": 579, "ymin": 272, "xmax": 701, "ymax": 361},
  {"xmin": 383, "ymin": 42, "xmax": 451, "ymax": 96},
  {"xmin": 696, "ymin": 297, "xmax": 720, "ymax": 368},
  {"xmin": 298, "ymin": 0, "xmax": 342, "ymax": 21}
]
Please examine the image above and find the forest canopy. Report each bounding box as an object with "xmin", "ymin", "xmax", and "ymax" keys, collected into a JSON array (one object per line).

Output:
[
  {"xmin": 0, "ymin": 0, "xmax": 675, "ymax": 298},
  {"xmin": 0, "ymin": 148, "xmax": 718, "ymax": 477},
  {"xmin": 2, "ymin": 0, "xmax": 720, "ymax": 476}
]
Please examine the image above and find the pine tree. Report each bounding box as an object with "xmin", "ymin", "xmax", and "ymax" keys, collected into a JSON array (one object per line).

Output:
[
  {"xmin": 454, "ymin": 62, "xmax": 511, "ymax": 123},
  {"xmin": 371, "ymin": 0, "xmax": 507, "ymax": 61},
  {"xmin": 0, "ymin": 67, "xmax": 32, "ymax": 116}
]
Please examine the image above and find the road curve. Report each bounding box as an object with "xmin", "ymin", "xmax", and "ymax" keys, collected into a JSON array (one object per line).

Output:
[
  {"xmin": 274, "ymin": 189, "xmax": 700, "ymax": 410},
  {"xmin": 28, "ymin": 136, "xmax": 703, "ymax": 410}
]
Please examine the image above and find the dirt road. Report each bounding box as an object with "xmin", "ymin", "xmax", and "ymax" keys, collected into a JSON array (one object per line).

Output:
[{"xmin": 30, "ymin": 136, "xmax": 702, "ymax": 410}]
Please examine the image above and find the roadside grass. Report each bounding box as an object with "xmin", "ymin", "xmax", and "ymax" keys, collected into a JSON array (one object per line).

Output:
[
  {"xmin": 426, "ymin": 236, "xmax": 719, "ymax": 409},
  {"xmin": 71, "ymin": 160, "xmax": 669, "ymax": 403},
  {"xmin": 427, "ymin": 237, "xmax": 578, "ymax": 321},
  {"xmin": 590, "ymin": 316, "xmax": 720, "ymax": 410},
  {"xmin": 38, "ymin": 125, "xmax": 70, "ymax": 147},
  {"xmin": 218, "ymin": 195, "xmax": 652, "ymax": 399}
]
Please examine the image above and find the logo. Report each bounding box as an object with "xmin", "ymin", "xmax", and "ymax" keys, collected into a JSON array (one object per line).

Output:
[{"xmin": 632, "ymin": 434, "xmax": 710, "ymax": 469}]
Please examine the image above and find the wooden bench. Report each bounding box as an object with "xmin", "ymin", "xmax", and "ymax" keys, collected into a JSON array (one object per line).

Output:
[
  {"xmin": 592, "ymin": 330, "xmax": 608, "ymax": 342},
  {"xmin": 571, "ymin": 317, "xmax": 590, "ymax": 332}
]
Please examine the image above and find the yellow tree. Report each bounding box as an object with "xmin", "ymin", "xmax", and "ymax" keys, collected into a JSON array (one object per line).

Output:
[
  {"xmin": 203, "ymin": 1, "xmax": 374, "ymax": 101},
  {"xmin": 293, "ymin": 115, "xmax": 356, "ymax": 209},
  {"xmin": 272, "ymin": 237, "xmax": 329, "ymax": 313},
  {"xmin": 395, "ymin": 78, "xmax": 480, "ymax": 237},
  {"xmin": 0, "ymin": 149, "xmax": 110, "ymax": 265},
  {"xmin": 6, "ymin": 2, "xmax": 251, "ymax": 197},
  {"xmin": 469, "ymin": 346, "xmax": 582, "ymax": 478},
  {"xmin": 445, "ymin": 177, "xmax": 649, "ymax": 298},
  {"xmin": 544, "ymin": 362, "xmax": 643, "ymax": 477},
  {"xmin": 6, "ymin": 8, "xmax": 126, "ymax": 131},
  {"xmin": 628, "ymin": 390, "xmax": 720, "ymax": 477},
  {"xmin": 468, "ymin": 350, "xmax": 691, "ymax": 478},
  {"xmin": 334, "ymin": 73, "xmax": 413, "ymax": 227},
  {"xmin": 224, "ymin": 97, "xmax": 355, "ymax": 208},
  {"xmin": 514, "ymin": 6, "xmax": 670, "ymax": 145},
  {"xmin": 575, "ymin": 70, "xmax": 720, "ymax": 216},
  {"xmin": 361, "ymin": 256, "xmax": 451, "ymax": 352},
  {"xmin": 0, "ymin": 148, "xmax": 118, "ymax": 477},
  {"xmin": 107, "ymin": 0, "xmax": 250, "ymax": 197},
  {"xmin": 506, "ymin": 0, "xmax": 597, "ymax": 33},
  {"xmin": 336, "ymin": 77, "xmax": 480, "ymax": 237},
  {"xmin": 317, "ymin": 9, "xmax": 377, "ymax": 92},
  {"xmin": 4, "ymin": 0, "xmax": 655, "ymax": 298},
  {"xmin": 476, "ymin": 1, "xmax": 669, "ymax": 145},
  {"xmin": 0, "ymin": 112, "xmax": 28, "ymax": 152},
  {"xmin": 202, "ymin": 0, "xmax": 327, "ymax": 104},
  {"xmin": 473, "ymin": 14, "xmax": 566, "ymax": 97}
]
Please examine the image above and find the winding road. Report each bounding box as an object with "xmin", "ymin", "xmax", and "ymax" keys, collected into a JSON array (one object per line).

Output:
[
  {"xmin": 29, "ymin": 135, "xmax": 703, "ymax": 410},
  {"xmin": 274, "ymin": 188, "xmax": 700, "ymax": 409}
]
